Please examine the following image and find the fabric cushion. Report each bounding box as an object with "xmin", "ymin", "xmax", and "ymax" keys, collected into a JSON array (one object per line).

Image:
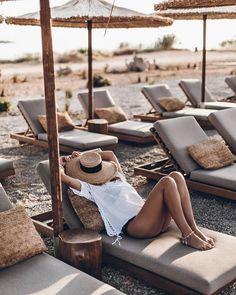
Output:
[
  {"xmin": 0, "ymin": 184, "xmax": 13, "ymax": 212},
  {"xmin": 109, "ymin": 120, "xmax": 152, "ymax": 138},
  {"xmin": 67, "ymin": 189, "xmax": 105, "ymax": 232},
  {"xmin": 179, "ymin": 79, "xmax": 215, "ymax": 107},
  {"xmin": 162, "ymin": 107, "xmax": 216, "ymax": 121},
  {"xmin": 78, "ymin": 89, "xmax": 115, "ymax": 118},
  {"xmin": 159, "ymin": 97, "xmax": 185, "ymax": 112},
  {"xmin": 187, "ymin": 137, "xmax": 236, "ymax": 170},
  {"xmin": 18, "ymin": 99, "xmax": 46, "ymax": 136},
  {"xmin": 95, "ymin": 106, "xmax": 128, "ymax": 124},
  {"xmin": 38, "ymin": 129, "xmax": 118, "ymax": 150},
  {"xmin": 203, "ymin": 101, "xmax": 236, "ymax": 110},
  {"xmin": 141, "ymin": 84, "xmax": 173, "ymax": 113},
  {"xmin": 0, "ymin": 253, "xmax": 123, "ymax": 295},
  {"xmin": 102, "ymin": 222, "xmax": 236, "ymax": 295},
  {"xmin": 153, "ymin": 117, "xmax": 208, "ymax": 174},
  {"xmin": 0, "ymin": 158, "xmax": 14, "ymax": 174},
  {"xmin": 38, "ymin": 112, "xmax": 75, "ymax": 132},
  {"xmin": 190, "ymin": 163, "xmax": 236, "ymax": 191},
  {"xmin": 208, "ymin": 108, "xmax": 236, "ymax": 153},
  {"xmin": 0, "ymin": 206, "xmax": 47, "ymax": 269}
]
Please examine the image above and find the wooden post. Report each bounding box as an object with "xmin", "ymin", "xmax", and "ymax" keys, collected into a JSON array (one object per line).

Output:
[
  {"xmin": 87, "ymin": 19, "xmax": 94, "ymax": 120},
  {"xmin": 39, "ymin": 0, "xmax": 63, "ymax": 239},
  {"xmin": 201, "ymin": 14, "xmax": 207, "ymax": 103}
]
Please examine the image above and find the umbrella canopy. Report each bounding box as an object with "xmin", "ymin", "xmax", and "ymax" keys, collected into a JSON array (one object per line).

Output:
[
  {"xmin": 0, "ymin": 15, "xmax": 3, "ymax": 23},
  {"xmin": 155, "ymin": 2, "xmax": 236, "ymax": 102},
  {"xmin": 155, "ymin": 0, "xmax": 235, "ymax": 10},
  {"xmin": 155, "ymin": 5, "xmax": 236, "ymax": 19},
  {"xmin": 6, "ymin": 0, "xmax": 173, "ymax": 119},
  {"xmin": 6, "ymin": 0, "xmax": 173, "ymax": 28}
]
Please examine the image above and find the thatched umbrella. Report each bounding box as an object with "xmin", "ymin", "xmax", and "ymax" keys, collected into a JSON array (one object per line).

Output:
[
  {"xmin": 0, "ymin": 16, "xmax": 3, "ymax": 23},
  {"xmin": 155, "ymin": 0, "xmax": 235, "ymax": 10},
  {"xmin": 155, "ymin": 2, "xmax": 236, "ymax": 102},
  {"xmin": 6, "ymin": 0, "xmax": 173, "ymax": 119}
]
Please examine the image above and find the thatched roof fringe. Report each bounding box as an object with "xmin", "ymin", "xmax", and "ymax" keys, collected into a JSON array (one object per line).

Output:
[
  {"xmin": 157, "ymin": 5, "xmax": 236, "ymax": 20},
  {"xmin": 155, "ymin": 0, "xmax": 235, "ymax": 11},
  {"xmin": 5, "ymin": 0, "xmax": 173, "ymax": 28},
  {"xmin": 6, "ymin": 15, "xmax": 173, "ymax": 28}
]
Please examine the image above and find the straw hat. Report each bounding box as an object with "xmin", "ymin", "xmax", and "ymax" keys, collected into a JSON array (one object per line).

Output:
[{"xmin": 65, "ymin": 152, "xmax": 118, "ymax": 185}]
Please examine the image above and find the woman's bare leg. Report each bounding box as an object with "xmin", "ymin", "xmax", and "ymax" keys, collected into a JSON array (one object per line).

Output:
[
  {"xmin": 169, "ymin": 172, "xmax": 214, "ymax": 245},
  {"xmin": 127, "ymin": 176, "xmax": 213, "ymax": 250}
]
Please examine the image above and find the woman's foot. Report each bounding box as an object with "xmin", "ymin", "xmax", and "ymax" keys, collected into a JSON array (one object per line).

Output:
[
  {"xmin": 193, "ymin": 227, "xmax": 215, "ymax": 246},
  {"xmin": 180, "ymin": 231, "xmax": 213, "ymax": 250}
]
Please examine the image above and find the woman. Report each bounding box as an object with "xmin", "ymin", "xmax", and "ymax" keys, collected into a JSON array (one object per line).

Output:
[{"xmin": 60, "ymin": 150, "xmax": 214, "ymax": 250}]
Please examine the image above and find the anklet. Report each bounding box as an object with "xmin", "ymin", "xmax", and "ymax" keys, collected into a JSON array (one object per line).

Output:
[{"xmin": 181, "ymin": 230, "xmax": 194, "ymax": 245}]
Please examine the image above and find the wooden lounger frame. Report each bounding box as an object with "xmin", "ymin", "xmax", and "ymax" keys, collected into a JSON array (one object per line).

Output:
[
  {"xmin": 31, "ymin": 210, "xmax": 54, "ymax": 237},
  {"xmin": 0, "ymin": 168, "xmax": 15, "ymax": 179},
  {"xmin": 134, "ymin": 127, "xmax": 236, "ymax": 201}
]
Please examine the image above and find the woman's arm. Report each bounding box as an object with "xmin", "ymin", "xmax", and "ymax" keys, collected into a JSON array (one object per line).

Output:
[
  {"xmin": 97, "ymin": 151, "xmax": 123, "ymax": 173},
  {"xmin": 60, "ymin": 167, "xmax": 81, "ymax": 191}
]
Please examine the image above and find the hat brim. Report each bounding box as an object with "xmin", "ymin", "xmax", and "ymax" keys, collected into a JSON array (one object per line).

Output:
[{"xmin": 65, "ymin": 157, "xmax": 118, "ymax": 185}]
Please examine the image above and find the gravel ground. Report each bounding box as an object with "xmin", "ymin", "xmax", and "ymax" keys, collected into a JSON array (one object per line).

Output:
[{"xmin": 1, "ymin": 73, "xmax": 236, "ymax": 295}]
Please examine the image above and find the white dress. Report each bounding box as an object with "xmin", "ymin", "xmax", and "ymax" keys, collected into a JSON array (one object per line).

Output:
[{"xmin": 70, "ymin": 172, "xmax": 144, "ymax": 238}]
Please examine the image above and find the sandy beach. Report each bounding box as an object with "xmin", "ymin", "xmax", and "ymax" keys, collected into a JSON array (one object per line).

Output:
[{"xmin": 1, "ymin": 49, "xmax": 236, "ymax": 294}]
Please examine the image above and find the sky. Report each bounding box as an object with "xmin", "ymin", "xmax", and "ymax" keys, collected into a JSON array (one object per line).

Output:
[{"xmin": 0, "ymin": 0, "xmax": 236, "ymax": 60}]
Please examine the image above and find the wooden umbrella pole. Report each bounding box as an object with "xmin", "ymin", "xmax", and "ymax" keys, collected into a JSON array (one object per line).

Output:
[
  {"xmin": 39, "ymin": 0, "xmax": 63, "ymax": 238},
  {"xmin": 87, "ymin": 19, "xmax": 94, "ymax": 120},
  {"xmin": 201, "ymin": 14, "xmax": 207, "ymax": 103}
]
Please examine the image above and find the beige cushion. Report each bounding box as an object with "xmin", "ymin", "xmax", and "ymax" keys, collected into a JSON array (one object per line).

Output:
[
  {"xmin": 179, "ymin": 79, "xmax": 215, "ymax": 107},
  {"xmin": 67, "ymin": 189, "xmax": 105, "ymax": 232},
  {"xmin": 0, "ymin": 206, "xmax": 47, "ymax": 269},
  {"xmin": 187, "ymin": 137, "xmax": 236, "ymax": 169},
  {"xmin": 38, "ymin": 112, "xmax": 75, "ymax": 132},
  {"xmin": 95, "ymin": 106, "xmax": 128, "ymax": 124},
  {"xmin": 190, "ymin": 163, "xmax": 236, "ymax": 191},
  {"xmin": 208, "ymin": 108, "xmax": 236, "ymax": 153},
  {"xmin": 0, "ymin": 158, "xmax": 14, "ymax": 174},
  {"xmin": 109, "ymin": 120, "xmax": 152, "ymax": 138},
  {"xmin": 162, "ymin": 107, "xmax": 216, "ymax": 121},
  {"xmin": 38, "ymin": 129, "xmax": 118, "ymax": 150},
  {"xmin": 0, "ymin": 253, "xmax": 123, "ymax": 295},
  {"xmin": 159, "ymin": 97, "xmax": 185, "ymax": 112},
  {"xmin": 102, "ymin": 222, "xmax": 236, "ymax": 295}
]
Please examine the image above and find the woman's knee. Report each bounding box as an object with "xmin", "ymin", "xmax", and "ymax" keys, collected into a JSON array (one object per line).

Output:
[
  {"xmin": 158, "ymin": 175, "xmax": 177, "ymax": 191},
  {"xmin": 169, "ymin": 171, "xmax": 185, "ymax": 183}
]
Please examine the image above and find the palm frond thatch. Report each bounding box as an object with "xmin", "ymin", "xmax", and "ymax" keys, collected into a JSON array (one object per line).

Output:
[
  {"xmin": 6, "ymin": 0, "xmax": 173, "ymax": 28},
  {"xmin": 155, "ymin": 0, "xmax": 235, "ymax": 11},
  {"xmin": 157, "ymin": 5, "xmax": 236, "ymax": 19}
]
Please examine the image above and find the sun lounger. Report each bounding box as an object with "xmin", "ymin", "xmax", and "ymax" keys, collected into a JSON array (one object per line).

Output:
[
  {"xmin": 225, "ymin": 75, "xmax": 236, "ymax": 100},
  {"xmin": 36, "ymin": 160, "xmax": 236, "ymax": 295},
  {"xmin": 77, "ymin": 89, "xmax": 154, "ymax": 144},
  {"xmin": 133, "ymin": 84, "xmax": 216, "ymax": 128},
  {"xmin": 134, "ymin": 116, "xmax": 236, "ymax": 201},
  {"xmin": 10, "ymin": 98, "xmax": 118, "ymax": 153},
  {"xmin": 208, "ymin": 108, "xmax": 236, "ymax": 153},
  {"xmin": 0, "ymin": 183, "xmax": 123, "ymax": 295},
  {"xmin": 179, "ymin": 79, "xmax": 236, "ymax": 109},
  {"xmin": 0, "ymin": 157, "xmax": 15, "ymax": 179}
]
